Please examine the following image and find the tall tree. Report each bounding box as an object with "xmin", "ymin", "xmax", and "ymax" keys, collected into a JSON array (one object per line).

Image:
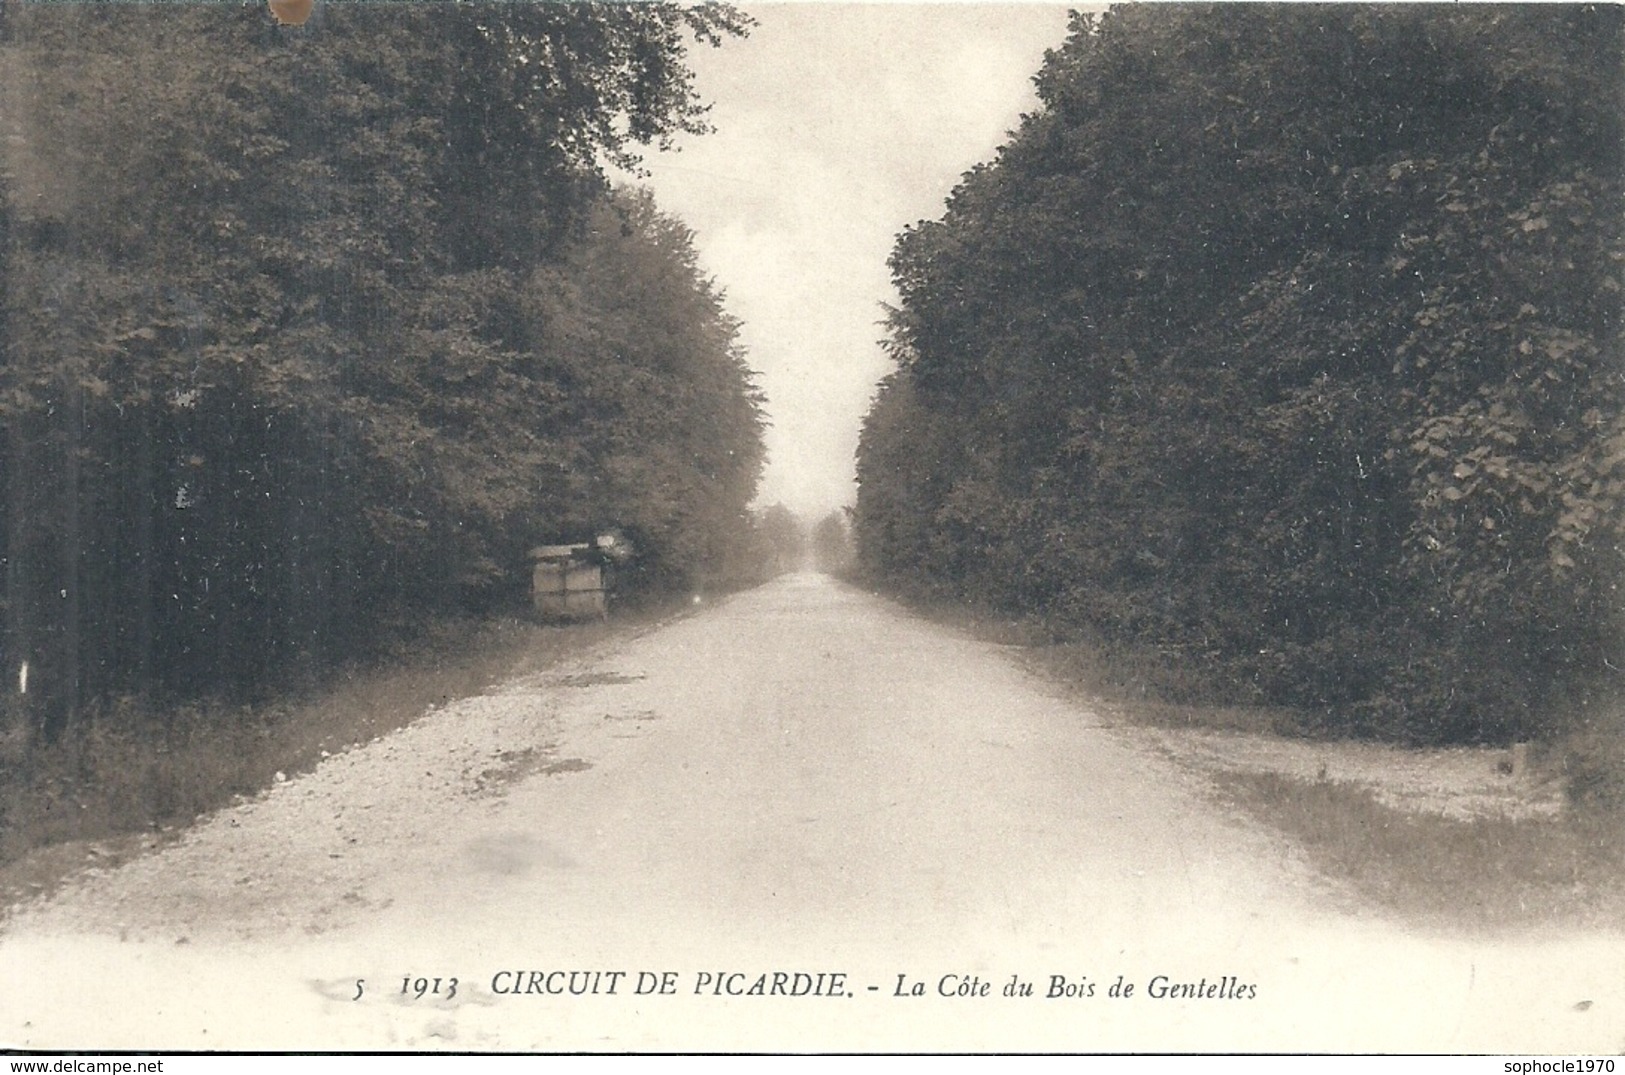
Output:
[
  {"xmin": 857, "ymin": 4, "xmax": 1622, "ymax": 743},
  {"xmin": 0, "ymin": 2, "xmax": 761, "ymax": 746}
]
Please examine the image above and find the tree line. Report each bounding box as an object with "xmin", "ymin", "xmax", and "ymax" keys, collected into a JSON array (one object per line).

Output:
[
  {"xmin": 855, "ymin": 5, "xmax": 1622, "ymax": 745},
  {"xmin": 0, "ymin": 2, "xmax": 770, "ymax": 749}
]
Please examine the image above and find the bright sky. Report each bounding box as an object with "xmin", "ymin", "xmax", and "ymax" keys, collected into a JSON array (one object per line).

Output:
[{"xmin": 637, "ymin": 3, "xmax": 1076, "ymax": 522}]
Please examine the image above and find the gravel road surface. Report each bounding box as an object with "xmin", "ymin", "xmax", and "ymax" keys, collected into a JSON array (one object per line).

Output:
[{"xmin": 1, "ymin": 573, "xmax": 1620, "ymax": 1052}]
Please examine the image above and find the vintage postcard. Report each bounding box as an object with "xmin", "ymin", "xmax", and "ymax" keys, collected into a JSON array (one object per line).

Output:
[{"xmin": 0, "ymin": 1, "xmax": 1619, "ymax": 1057}]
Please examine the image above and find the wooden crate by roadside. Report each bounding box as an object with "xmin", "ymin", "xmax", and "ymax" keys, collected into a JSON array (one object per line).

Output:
[{"xmin": 531, "ymin": 544, "xmax": 606, "ymax": 621}]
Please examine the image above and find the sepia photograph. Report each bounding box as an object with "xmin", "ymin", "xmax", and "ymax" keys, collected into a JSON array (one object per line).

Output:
[{"xmin": 0, "ymin": 0, "xmax": 1620, "ymax": 1056}]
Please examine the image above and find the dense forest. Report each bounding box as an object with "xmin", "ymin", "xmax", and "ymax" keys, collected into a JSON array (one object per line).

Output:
[
  {"xmin": 0, "ymin": 3, "xmax": 770, "ymax": 751},
  {"xmin": 855, "ymin": 5, "xmax": 1623, "ymax": 747}
]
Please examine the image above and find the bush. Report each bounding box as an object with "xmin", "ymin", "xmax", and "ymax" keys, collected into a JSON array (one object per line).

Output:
[{"xmin": 1563, "ymin": 705, "xmax": 1625, "ymax": 815}]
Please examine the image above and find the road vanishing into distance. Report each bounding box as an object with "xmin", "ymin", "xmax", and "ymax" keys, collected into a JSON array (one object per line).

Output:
[{"xmin": 2, "ymin": 573, "xmax": 1621, "ymax": 1052}]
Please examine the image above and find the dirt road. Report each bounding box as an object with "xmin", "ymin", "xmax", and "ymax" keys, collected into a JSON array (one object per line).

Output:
[{"xmin": 2, "ymin": 573, "xmax": 1620, "ymax": 1052}]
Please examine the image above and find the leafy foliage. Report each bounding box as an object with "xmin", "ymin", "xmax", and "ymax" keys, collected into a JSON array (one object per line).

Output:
[
  {"xmin": 0, "ymin": 3, "xmax": 763, "ymax": 744},
  {"xmin": 856, "ymin": 4, "xmax": 1622, "ymax": 744},
  {"xmin": 810, "ymin": 509, "xmax": 854, "ymax": 576}
]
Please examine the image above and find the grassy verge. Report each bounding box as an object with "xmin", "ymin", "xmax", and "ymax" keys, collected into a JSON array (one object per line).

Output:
[
  {"xmin": 1216, "ymin": 770, "xmax": 1625, "ymax": 931},
  {"xmin": 877, "ymin": 585, "xmax": 1625, "ymax": 931},
  {"xmin": 1019, "ymin": 639, "xmax": 1301, "ymax": 737},
  {"xmin": 0, "ymin": 601, "xmax": 686, "ymax": 903},
  {"xmin": 889, "ymin": 592, "xmax": 1297, "ymax": 734}
]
